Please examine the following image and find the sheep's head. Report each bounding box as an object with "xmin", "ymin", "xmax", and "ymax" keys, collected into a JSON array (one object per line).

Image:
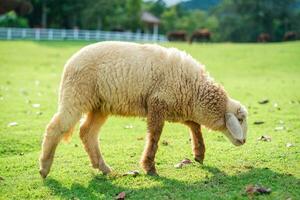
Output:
[
  {"xmin": 192, "ymin": 81, "xmax": 247, "ymax": 146},
  {"xmin": 222, "ymin": 99, "xmax": 248, "ymax": 146}
]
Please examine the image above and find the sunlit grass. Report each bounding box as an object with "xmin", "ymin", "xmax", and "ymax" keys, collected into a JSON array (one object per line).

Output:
[{"xmin": 0, "ymin": 41, "xmax": 299, "ymax": 199}]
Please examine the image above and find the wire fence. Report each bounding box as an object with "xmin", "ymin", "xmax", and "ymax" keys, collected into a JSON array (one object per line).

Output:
[{"xmin": 0, "ymin": 27, "xmax": 167, "ymax": 42}]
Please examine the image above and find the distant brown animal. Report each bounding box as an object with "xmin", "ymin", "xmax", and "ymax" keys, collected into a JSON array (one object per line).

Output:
[
  {"xmin": 257, "ymin": 33, "xmax": 271, "ymax": 42},
  {"xmin": 284, "ymin": 31, "xmax": 297, "ymax": 41},
  {"xmin": 167, "ymin": 31, "xmax": 187, "ymax": 41},
  {"xmin": 190, "ymin": 29, "xmax": 211, "ymax": 44}
]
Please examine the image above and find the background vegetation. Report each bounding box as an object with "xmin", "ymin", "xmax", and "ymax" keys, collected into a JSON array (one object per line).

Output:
[{"xmin": 1, "ymin": 0, "xmax": 300, "ymax": 42}]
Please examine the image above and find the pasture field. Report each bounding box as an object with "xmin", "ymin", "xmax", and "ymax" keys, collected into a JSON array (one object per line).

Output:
[{"xmin": 0, "ymin": 41, "xmax": 299, "ymax": 199}]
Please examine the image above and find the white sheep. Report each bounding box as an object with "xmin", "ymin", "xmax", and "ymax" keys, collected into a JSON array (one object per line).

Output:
[{"xmin": 39, "ymin": 41, "xmax": 248, "ymax": 178}]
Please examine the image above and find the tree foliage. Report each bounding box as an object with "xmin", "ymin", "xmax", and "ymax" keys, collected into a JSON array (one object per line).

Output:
[
  {"xmin": 0, "ymin": 11, "xmax": 28, "ymax": 27},
  {"xmin": 214, "ymin": 0, "xmax": 300, "ymax": 41},
  {"xmin": 126, "ymin": 0, "xmax": 141, "ymax": 31}
]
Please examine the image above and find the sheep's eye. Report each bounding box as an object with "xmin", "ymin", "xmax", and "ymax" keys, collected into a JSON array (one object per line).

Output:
[{"xmin": 238, "ymin": 118, "xmax": 243, "ymax": 123}]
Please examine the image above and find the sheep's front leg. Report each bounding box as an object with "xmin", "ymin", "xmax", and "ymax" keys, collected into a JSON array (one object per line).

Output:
[
  {"xmin": 184, "ymin": 121, "xmax": 205, "ymax": 164},
  {"xmin": 141, "ymin": 99, "xmax": 166, "ymax": 176}
]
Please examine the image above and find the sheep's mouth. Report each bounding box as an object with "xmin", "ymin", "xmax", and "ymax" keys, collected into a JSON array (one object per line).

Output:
[
  {"xmin": 223, "ymin": 131, "xmax": 246, "ymax": 146},
  {"xmin": 233, "ymin": 139, "xmax": 246, "ymax": 146}
]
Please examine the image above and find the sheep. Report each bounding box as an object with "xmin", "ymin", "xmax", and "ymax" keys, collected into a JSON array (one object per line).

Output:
[{"xmin": 39, "ymin": 41, "xmax": 248, "ymax": 178}]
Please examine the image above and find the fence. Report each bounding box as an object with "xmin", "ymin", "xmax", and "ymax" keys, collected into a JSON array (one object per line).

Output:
[{"xmin": 0, "ymin": 27, "xmax": 167, "ymax": 42}]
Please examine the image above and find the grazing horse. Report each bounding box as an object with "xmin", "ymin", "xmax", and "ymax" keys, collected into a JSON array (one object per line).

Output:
[
  {"xmin": 283, "ymin": 32, "xmax": 297, "ymax": 41},
  {"xmin": 257, "ymin": 33, "xmax": 271, "ymax": 42},
  {"xmin": 167, "ymin": 31, "xmax": 187, "ymax": 41},
  {"xmin": 190, "ymin": 29, "xmax": 211, "ymax": 44}
]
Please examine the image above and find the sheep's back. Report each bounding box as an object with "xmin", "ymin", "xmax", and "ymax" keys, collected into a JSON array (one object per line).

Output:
[{"xmin": 61, "ymin": 42, "xmax": 204, "ymax": 117}]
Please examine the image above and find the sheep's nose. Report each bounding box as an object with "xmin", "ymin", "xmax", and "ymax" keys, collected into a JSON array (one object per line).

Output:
[{"xmin": 237, "ymin": 139, "xmax": 246, "ymax": 144}]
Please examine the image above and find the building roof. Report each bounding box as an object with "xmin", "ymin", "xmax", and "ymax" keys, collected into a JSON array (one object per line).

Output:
[{"xmin": 141, "ymin": 11, "xmax": 160, "ymax": 24}]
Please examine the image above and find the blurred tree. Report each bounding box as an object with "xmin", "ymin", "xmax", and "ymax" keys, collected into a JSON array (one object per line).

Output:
[
  {"xmin": 82, "ymin": 0, "xmax": 126, "ymax": 30},
  {"xmin": 25, "ymin": 0, "xmax": 143, "ymax": 30},
  {"xmin": 214, "ymin": 0, "xmax": 299, "ymax": 41},
  {"xmin": 0, "ymin": 0, "xmax": 32, "ymax": 28},
  {"xmin": 161, "ymin": 6, "xmax": 178, "ymax": 32},
  {"xmin": 175, "ymin": 10, "xmax": 207, "ymax": 33},
  {"xmin": 203, "ymin": 15, "xmax": 219, "ymax": 40},
  {"xmin": 26, "ymin": 0, "xmax": 42, "ymax": 27},
  {"xmin": 146, "ymin": 0, "xmax": 166, "ymax": 17},
  {"xmin": 0, "ymin": 11, "xmax": 29, "ymax": 27},
  {"xmin": 126, "ymin": 0, "xmax": 142, "ymax": 31},
  {"xmin": 47, "ymin": 0, "xmax": 85, "ymax": 28},
  {"xmin": 26, "ymin": 0, "xmax": 85, "ymax": 28},
  {"xmin": 0, "ymin": 0, "xmax": 32, "ymax": 15},
  {"xmin": 292, "ymin": 10, "xmax": 300, "ymax": 31},
  {"xmin": 161, "ymin": 4, "xmax": 187, "ymax": 32},
  {"xmin": 108, "ymin": 5, "xmax": 128, "ymax": 31}
]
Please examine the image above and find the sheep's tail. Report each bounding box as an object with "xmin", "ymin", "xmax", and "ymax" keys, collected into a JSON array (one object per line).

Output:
[
  {"xmin": 57, "ymin": 97, "xmax": 81, "ymax": 142},
  {"xmin": 57, "ymin": 63, "xmax": 92, "ymax": 142},
  {"xmin": 57, "ymin": 68, "xmax": 79, "ymax": 142},
  {"xmin": 57, "ymin": 89, "xmax": 82, "ymax": 142}
]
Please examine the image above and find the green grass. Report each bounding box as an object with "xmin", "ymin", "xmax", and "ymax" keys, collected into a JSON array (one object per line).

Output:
[{"xmin": 0, "ymin": 41, "xmax": 299, "ymax": 199}]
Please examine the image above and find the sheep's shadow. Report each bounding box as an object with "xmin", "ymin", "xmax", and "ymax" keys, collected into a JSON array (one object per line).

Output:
[{"xmin": 45, "ymin": 166, "xmax": 299, "ymax": 199}]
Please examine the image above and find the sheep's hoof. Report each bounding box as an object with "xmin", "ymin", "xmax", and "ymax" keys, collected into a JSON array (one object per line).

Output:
[
  {"xmin": 101, "ymin": 165, "xmax": 112, "ymax": 175},
  {"xmin": 146, "ymin": 169, "xmax": 158, "ymax": 176},
  {"xmin": 194, "ymin": 157, "xmax": 204, "ymax": 164},
  {"xmin": 39, "ymin": 169, "xmax": 48, "ymax": 179},
  {"xmin": 146, "ymin": 171, "xmax": 159, "ymax": 176}
]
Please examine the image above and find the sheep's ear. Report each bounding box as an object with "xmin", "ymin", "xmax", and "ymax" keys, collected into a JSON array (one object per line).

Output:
[{"xmin": 225, "ymin": 113, "xmax": 243, "ymax": 140}]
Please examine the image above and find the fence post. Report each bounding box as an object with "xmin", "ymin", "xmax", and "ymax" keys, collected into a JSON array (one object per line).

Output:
[
  {"xmin": 126, "ymin": 32, "xmax": 130, "ymax": 41},
  {"xmin": 35, "ymin": 29, "xmax": 40, "ymax": 40},
  {"xmin": 61, "ymin": 29, "xmax": 66, "ymax": 40},
  {"xmin": 105, "ymin": 32, "xmax": 109, "ymax": 40},
  {"xmin": 7, "ymin": 28, "xmax": 12, "ymax": 40},
  {"xmin": 147, "ymin": 33, "xmax": 150, "ymax": 41},
  {"xmin": 22, "ymin": 29, "xmax": 26, "ymax": 39},
  {"xmin": 135, "ymin": 30, "xmax": 141, "ymax": 41},
  {"xmin": 73, "ymin": 29, "xmax": 78, "ymax": 40},
  {"xmin": 143, "ymin": 33, "xmax": 146, "ymax": 42},
  {"xmin": 48, "ymin": 29, "xmax": 53, "ymax": 40},
  {"xmin": 85, "ymin": 31, "xmax": 89, "ymax": 40},
  {"xmin": 96, "ymin": 31, "xmax": 100, "ymax": 41},
  {"xmin": 152, "ymin": 24, "xmax": 158, "ymax": 42}
]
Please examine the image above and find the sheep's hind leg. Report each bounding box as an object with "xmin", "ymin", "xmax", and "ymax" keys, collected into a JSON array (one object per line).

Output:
[
  {"xmin": 79, "ymin": 111, "xmax": 111, "ymax": 175},
  {"xmin": 184, "ymin": 121, "xmax": 205, "ymax": 164},
  {"xmin": 141, "ymin": 99, "xmax": 166, "ymax": 176},
  {"xmin": 39, "ymin": 111, "xmax": 81, "ymax": 178}
]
